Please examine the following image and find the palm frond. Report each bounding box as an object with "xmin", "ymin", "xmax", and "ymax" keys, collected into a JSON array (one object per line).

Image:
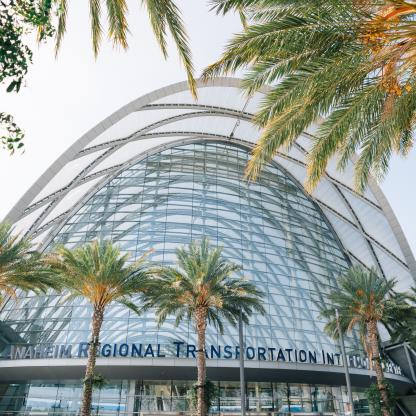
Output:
[
  {"xmin": 0, "ymin": 223, "xmax": 58, "ymax": 305},
  {"xmin": 143, "ymin": 0, "xmax": 196, "ymax": 98},
  {"xmin": 54, "ymin": 0, "xmax": 68, "ymax": 55},
  {"xmin": 106, "ymin": 0, "xmax": 129, "ymax": 49},
  {"xmin": 204, "ymin": 0, "xmax": 416, "ymax": 191},
  {"xmin": 46, "ymin": 240, "xmax": 151, "ymax": 311},
  {"xmin": 319, "ymin": 266, "xmax": 412, "ymax": 352},
  {"xmin": 89, "ymin": 0, "xmax": 103, "ymax": 56}
]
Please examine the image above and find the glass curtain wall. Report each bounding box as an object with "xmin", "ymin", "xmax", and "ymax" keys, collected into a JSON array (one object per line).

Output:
[{"xmin": 0, "ymin": 141, "xmax": 359, "ymax": 358}]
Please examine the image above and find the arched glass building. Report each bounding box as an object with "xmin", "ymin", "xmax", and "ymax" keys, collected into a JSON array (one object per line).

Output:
[{"xmin": 1, "ymin": 79, "xmax": 415, "ymax": 415}]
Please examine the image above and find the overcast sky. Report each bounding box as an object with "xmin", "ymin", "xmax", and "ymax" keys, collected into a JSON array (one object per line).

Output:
[{"xmin": 1, "ymin": 1, "xmax": 415, "ymax": 256}]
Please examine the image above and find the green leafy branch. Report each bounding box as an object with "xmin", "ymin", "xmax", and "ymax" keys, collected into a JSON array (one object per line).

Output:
[
  {"xmin": 0, "ymin": 113, "xmax": 24, "ymax": 153},
  {"xmin": 0, "ymin": 0, "xmax": 55, "ymax": 153},
  {"xmin": 366, "ymin": 381, "xmax": 396, "ymax": 416},
  {"xmin": 83, "ymin": 373, "xmax": 107, "ymax": 390}
]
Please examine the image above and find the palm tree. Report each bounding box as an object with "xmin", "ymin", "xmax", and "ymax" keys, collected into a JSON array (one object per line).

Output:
[
  {"xmin": 38, "ymin": 0, "xmax": 196, "ymax": 96},
  {"xmin": 389, "ymin": 286, "xmax": 416, "ymax": 350},
  {"xmin": 45, "ymin": 240, "xmax": 151, "ymax": 416},
  {"xmin": 320, "ymin": 266, "xmax": 412, "ymax": 416},
  {"xmin": 0, "ymin": 222, "xmax": 58, "ymax": 306},
  {"xmin": 145, "ymin": 238, "xmax": 265, "ymax": 416},
  {"xmin": 203, "ymin": 0, "xmax": 416, "ymax": 191}
]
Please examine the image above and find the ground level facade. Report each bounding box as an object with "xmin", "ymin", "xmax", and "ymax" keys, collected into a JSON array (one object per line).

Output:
[{"xmin": 0, "ymin": 380, "xmax": 372, "ymax": 415}]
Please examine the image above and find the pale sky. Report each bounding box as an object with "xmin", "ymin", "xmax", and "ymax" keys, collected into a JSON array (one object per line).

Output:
[{"xmin": 1, "ymin": 1, "xmax": 415, "ymax": 256}]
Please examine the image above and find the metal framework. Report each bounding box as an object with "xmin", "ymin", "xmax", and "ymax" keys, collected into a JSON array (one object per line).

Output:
[{"xmin": 5, "ymin": 78, "xmax": 415, "ymax": 292}]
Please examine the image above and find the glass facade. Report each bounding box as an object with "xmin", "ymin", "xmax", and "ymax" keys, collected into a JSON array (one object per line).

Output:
[
  {"xmin": 0, "ymin": 380, "xmax": 371, "ymax": 415},
  {"xmin": 2, "ymin": 78, "xmax": 414, "ymax": 416},
  {"xmin": 0, "ymin": 141, "xmax": 359, "ymax": 357}
]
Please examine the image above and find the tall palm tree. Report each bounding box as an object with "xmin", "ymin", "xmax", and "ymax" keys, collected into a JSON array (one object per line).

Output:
[
  {"xmin": 38, "ymin": 0, "xmax": 196, "ymax": 96},
  {"xmin": 0, "ymin": 222, "xmax": 58, "ymax": 306},
  {"xmin": 203, "ymin": 0, "xmax": 416, "ymax": 191},
  {"xmin": 145, "ymin": 238, "xmax": 265, "ymax": 416},
  {"xmin": 45, "ymin": 240, "xmax": 151, "ymax": 416},
  {"xmin": 320, "ymin": 266, "xmax": 412, "ymax": 416}
]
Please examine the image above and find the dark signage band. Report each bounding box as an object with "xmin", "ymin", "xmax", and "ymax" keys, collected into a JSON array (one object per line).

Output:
[{"xmin": 4, "ymin": 341, "xmax": 403, "ymax": 376}]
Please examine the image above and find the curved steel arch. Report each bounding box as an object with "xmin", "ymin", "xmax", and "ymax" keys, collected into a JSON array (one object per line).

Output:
[
  {"xmin": 6, "ymin": 77, "xmax": 244, "ymax": 223},
  {"xmin": 5, "ymin": 77, "xmax": 415, "ymax": 284}
]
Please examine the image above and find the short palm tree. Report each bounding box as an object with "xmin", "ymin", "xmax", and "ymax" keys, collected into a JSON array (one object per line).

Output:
[
  {"xmin": 145, "ymin": 238, "xmax": 265, "ymax": 416},
  {"xmin": 45, "ymin": 240, "xmax": 151, "ymax": 416},
  {"xmin": 320, "ymin": 266, "xmax": 411, "ymax": 416},
  {"xmin": 204, "ymin": 0, "xmax": 416, "ymax": 191},
  {"xmin": 0, "ymin": 222, "xmax": 57, "ymax": 306}
]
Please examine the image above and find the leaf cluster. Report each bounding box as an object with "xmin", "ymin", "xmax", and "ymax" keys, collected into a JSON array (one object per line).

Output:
[
  {"xmin": 0, "ymin": 0, "xmax": 54, "ymax": 153},
  {"xmin": 45, "ymin": 240, "xmax": 152, "ymax": 313},
  {"xmin": 366, "ymin": 381, "xmax": 396, "ymax": 416},
  {"xmin": 387, "ymin": 287, "xmax": 416, "ymax": 350},
  {"xmin": 0, "ymin": 113, "xmax": 24, "ymax": 153},
  {"xmin": 83, "ymin": 373, "xmax": 107, "ymax": 390},
  {"xmin": 319, "ymin": 266, "xmax": 415, "ymax": 355},
  {"xmin": 1, "ymin": 0, "xmax": 32, "ymax": 93},
  {"xmin": 51, "ymin": 0, "xmax": 196, "ymax": 95},
  {"xmin": 144, "ymin": 238, "xmax": 265, "ymax": 333},
  {"xmin": 0, "ymin": 222, "xmax": 60, "ymax": 306},
  {"xmin": 204, "ymin": 0, "xmax": 416, "ymax": 191},
  {"xmin": 188, "ymin": 379, "xmax": 218, "ymax": 412}
]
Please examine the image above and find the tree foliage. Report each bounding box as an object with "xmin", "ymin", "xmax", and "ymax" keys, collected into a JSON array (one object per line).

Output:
[
  {"xmin": 45, "ymin": 240, "xmax": 151, "ymax": 314},
  {"xmin": 0, "ymin": 222, "xmax": 58, "ymax": 306},
  {"xmin": 0, "ymin": 0, "xmax": 53, "ymax": 152},
  {"xmin": 367, "ymin": 381, "xmax": 396, "ymax": 416},
  {"xmin": 145, "ymin": 238, "xmax": 265, "ymax": 331},
  {"xmin": 390, "ymin": 286, "xmax": 416, "ymax": 349},
  {"xmin": 320, "ymin": 266, "xmax": 412, "ymax": 355},
  {"xmin": 204, "ymin": 0, "xmax": 416, "ymax": 191},
  {"xmin": 189, "ymin": 380, "xmax": 218, "ymax": 413},
  {"xmin": 320, "ymin": 266, "xmax": 412, "ymax": 416},
  {"xmin": 0, "ymin": 113, "xmax": 24, "ymax": 153}
]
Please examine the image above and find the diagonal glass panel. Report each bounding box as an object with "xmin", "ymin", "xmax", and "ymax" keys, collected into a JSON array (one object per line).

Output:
[
  {"xmin": 322, "ymin": 208, "xmax": 377, "ymax": 268},
  {"xmin": 150, "ymin": 115, "xmax": 238, "ymax": 137},
  {"xmin": 325, "ymin": 157, "xmax": 379, "ymax": 204},
  {"xmin": 31, "ymin": 149, "xmax": 108, "ymax": 204},
  {"xmin": 373, "ymin": 246, "xmax": 413, "ymax": 292},
  {"xmin": 244, "ymin": 91, "xmax": 265, "ymax": 114},
  {"xmin": 12, "ymin": 204, "xmax": 47, "ymax": 236},
  {"xmin": 341, "ymin": 188, "xmax": 405, "ymax": 262},
  {"xmin": 87, "ymin": 136, "xmax": 189, "ymax": 176},
  {"xmin": 232, "ymin": 119, "xmax": 261, "ymax": 143},
  {"xmin": 39, "ymin": 177, "xmax": 104, "ymax": 228}
]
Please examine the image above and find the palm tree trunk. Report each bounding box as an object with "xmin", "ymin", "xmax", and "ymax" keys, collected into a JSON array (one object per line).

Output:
[
  {"xmin": 81, "ymin": 305, "xmax": 104, "ymax": 416},
  {"xmin": 367, "ymin": 320, "xmax": 390, "ymax": 416},
  {"xmin": 195, "ymin": 307, "xmax": 207, "ymax": 416}
]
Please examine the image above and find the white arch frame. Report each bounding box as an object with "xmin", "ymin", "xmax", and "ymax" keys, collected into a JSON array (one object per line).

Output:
[{"xmin": 5, "ymin": 77, "xmax": 416, "ymax": 283}]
